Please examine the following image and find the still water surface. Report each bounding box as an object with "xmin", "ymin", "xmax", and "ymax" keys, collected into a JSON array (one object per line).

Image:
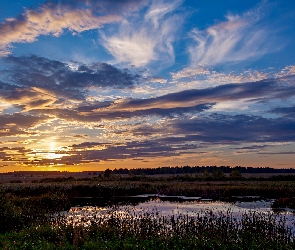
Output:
[{"xmin": 65, "ymin": 197, "xmax": 295, "ymax": 229}]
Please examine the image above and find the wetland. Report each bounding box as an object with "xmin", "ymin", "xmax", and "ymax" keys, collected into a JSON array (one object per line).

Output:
[{"xmin": 1, "ymin": 175, "xmax": 295, "ymax": 249}]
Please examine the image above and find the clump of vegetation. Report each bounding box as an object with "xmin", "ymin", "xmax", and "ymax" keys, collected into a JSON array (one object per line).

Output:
[
  {"xmin": 0, "ymin": 191, "xmax": 70, "ymax": 234},
  {"xmin": 229, "ymin": 170, "xmax": 243, "ymax": 180}
]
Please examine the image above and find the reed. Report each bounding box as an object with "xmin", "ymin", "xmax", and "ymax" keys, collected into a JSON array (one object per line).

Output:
[{"xmin": 1, "ymin": 208, "xmax": 294, "ymax": 249}]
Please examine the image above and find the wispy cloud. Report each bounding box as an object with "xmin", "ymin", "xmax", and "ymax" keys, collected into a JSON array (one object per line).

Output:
[
  {"xmin": 101, "ymin": 0, "xmax": 183, "ymax": 67},
  {"xmin": 0, "ymin": 0, "xmax": 147, "ymax": 56},
  {"xmin": 188, "ymin": 6, "xmax": 274, "ymax": 67}
]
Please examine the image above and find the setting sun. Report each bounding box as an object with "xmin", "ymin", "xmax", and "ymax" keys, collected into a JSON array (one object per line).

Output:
[{"xmin": 49, "ymin": 141, "xmax": 56, "ymax": 151}]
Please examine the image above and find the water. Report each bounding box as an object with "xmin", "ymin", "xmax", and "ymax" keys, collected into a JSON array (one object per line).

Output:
[{"xmin": 64, "ymin": 197, "xmax": 295, "ymax": 229}]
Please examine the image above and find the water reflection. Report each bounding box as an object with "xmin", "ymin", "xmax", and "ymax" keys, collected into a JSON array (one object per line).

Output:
[
  {"xmin": 64, "ymin": 197, "xmax": 295, "ymax": 229},
  {"xmin": 131, "ymin": 199, "xmax": 273, "ymax": 216}
]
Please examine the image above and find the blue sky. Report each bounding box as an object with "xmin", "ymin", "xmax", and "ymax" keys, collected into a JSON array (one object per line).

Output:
[{"xmin": 0, "ymin": 0, "xmax": 294, "ymax": 171}]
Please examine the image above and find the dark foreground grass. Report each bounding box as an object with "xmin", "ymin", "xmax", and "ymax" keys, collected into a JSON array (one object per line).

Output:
[{"xmin": 0, "ymin": 208, "xmax": 294, "ymax": 250}]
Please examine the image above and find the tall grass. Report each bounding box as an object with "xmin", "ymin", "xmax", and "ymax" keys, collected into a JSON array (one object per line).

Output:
[{"xmin": 1, "ymin": 208, "xmax": 293, "ymax": 249}]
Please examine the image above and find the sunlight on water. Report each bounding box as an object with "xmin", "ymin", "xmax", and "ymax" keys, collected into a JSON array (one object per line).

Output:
[{"xmin": 63, "ymin": 198, "xmax": 295, "ymax": 230}]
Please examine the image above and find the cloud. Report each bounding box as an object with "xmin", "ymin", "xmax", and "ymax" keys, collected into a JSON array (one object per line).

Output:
[
  {"xmin": 0, "ymin": 0, "xmax": 148, "ymax": 56},
  {"xmin": 171, "ymin": 67, "xmax": 211, "ymax": 79},
  {"xmin": 258, "ymin": 151, "xmax": 295, "ymax": 155},
  {"xmin": 5, "ymin": 55, "xmax": 139, "ymax": 89},
  {"xmin": 150, "ymin": 77, "xmax": 168, "ymax": 84},
  {"xmin": 132, "ymin": 113, "xmax": 295, "ymax": 146},
  {"xmin": 0, "ymin": 113, "xmax": 48, "ymax": 128},
  {"xmin": 0, "ymin": 113, "xmax": 48, "ymax": 137},
  {"xmin": 1, "ymin": 55, "xmax": 140, "ymax": 110},
  {"xmin": 16, "ymin": 74, "xmax": 292, "ymax": 132},
  {"xmin": 172, "ymin": 68, "xmax": 269, "ymax": 88},
  {"xmin": 0, "ymin": 146, "xmax": 36, "ymax": 163},
  {"xmin": 2, "ymin": 72, "xmax": 295, "ymax": 165},
  {"xmin": 55, "ymin": 0, "xmax": 147, "ymax": 14},
  {"xmin": 101, "ymin": 0, "xmax": 183, "ymax": 67},
  {"xmin": 17, "ymin": 111, "xmax": 295, "ymax": 165},
  {"xmin": 179, "ymin": 114, "xmax": 295, "ymax": 143},
  {"xmin": 106, "ymin": 75, "xmax": 295, "ymax": 112},
  {"xmin": 39, "ymin": 103, "xmax": 214, "ymax": 124},
  {"xmin": 232, "ymin": 145, "xmax": 269, "ymax": 152},
  {"xmin": 271, "ymin": 106, "xmax": 295, "ymax": 116},
  {"xmin": 31, "ymin": 139, "xmax": 198, "ymax": 165},
  {"xmin": 275, "ymin": 65, "xmax": 295, "ymax": 78},
  {"xmin": 1, "ymin": 139, "xmax": 188, "ymax": 166},
  {"xmin": 0, "ymin": 81, "xmax": 57, "ymax": 111},
  {"xmin": 23, "ymin": 74, "xmax": 295, "ymax": 123},
  {"xmin": 188, "ymin": 7, "xmax": 274, "ymax": 66},
  {"xmin": 234, "ymin": 145, "xmax": 268, "ymax": 149}
]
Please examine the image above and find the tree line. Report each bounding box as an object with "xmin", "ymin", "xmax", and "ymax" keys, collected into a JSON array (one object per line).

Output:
[{"xmin": 108, "ymin": 165, "xmax": 295, "ymax": 176}]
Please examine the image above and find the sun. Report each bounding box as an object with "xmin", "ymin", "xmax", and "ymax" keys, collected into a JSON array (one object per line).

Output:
[
  {"xmin": 50, "ymin": 141, "xmax": 56, "ymax": 151},
  {"xmin": 45, "ymin": 140, "xmax": 64, "ymax": 160},
  {"xmin": 26, "ymin": 139, "xmax": 68, "ymax": 163}
]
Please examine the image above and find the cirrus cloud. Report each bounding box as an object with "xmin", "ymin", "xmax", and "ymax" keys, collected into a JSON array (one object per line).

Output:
[
  {"xmin": 189, "ymin": 6, "xmax": 277, "ymax": 67},
  {"xmin": 101, "ymin": 0, "xmax": 184, "ymax": 67}
]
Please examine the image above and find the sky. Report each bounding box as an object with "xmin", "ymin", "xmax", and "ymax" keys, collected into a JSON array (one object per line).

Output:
[{"xmin": 0, "ymin": 0, "xmax": 295, "ymax": 172}]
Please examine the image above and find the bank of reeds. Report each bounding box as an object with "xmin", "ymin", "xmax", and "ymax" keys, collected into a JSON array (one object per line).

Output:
[{"xmin": 0, "ymin": 208, "xmax": 294, "ymax": 249}]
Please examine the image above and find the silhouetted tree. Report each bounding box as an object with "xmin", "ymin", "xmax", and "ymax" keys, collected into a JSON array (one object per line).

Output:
[
  {"xmin": 104, "ymin": 168, "xmax": 112, "ymax": 178},
  {"xmin": 230, "ymin": 170, "xmax": 242, "ymax": 179},
  {"xmin": 212, "ymin": 169, "xmax": 225, "ymax": 180},
  {"xmin": 202, "ymin": 170, "xmax": 212, "ymax": 180}
]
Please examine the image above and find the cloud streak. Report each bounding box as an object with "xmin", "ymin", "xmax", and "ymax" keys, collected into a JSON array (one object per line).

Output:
[
  {"xmin": 21, "ymin": 75, "xmax": 295, "ymax": 126},
  {"xmin": 101, "ymin": 0, "xmax": 183, "ymax": 67},
  {"xmin": 189, "ymin": 6, "xmax": 274, "ymax": 66}
]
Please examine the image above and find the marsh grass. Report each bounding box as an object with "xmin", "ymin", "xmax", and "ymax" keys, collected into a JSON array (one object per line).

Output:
[
  {"xmin": 1, "ymin": 204, "xmax": 295, "ymax": 249},
  {"xmin": 35, "ymin": 208, "xmax": 295, "ymax": 249}
]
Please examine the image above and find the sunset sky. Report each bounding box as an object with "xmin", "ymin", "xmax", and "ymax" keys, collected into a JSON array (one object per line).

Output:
[{"xmin": 0, "ymin": 0, "xmax": 295, "ymax": 172}]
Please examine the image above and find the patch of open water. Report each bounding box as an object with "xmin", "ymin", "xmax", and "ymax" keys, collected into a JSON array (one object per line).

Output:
[{"xmin": 63, "ymin": 196, "xmax": 295, "ymax": 229}]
